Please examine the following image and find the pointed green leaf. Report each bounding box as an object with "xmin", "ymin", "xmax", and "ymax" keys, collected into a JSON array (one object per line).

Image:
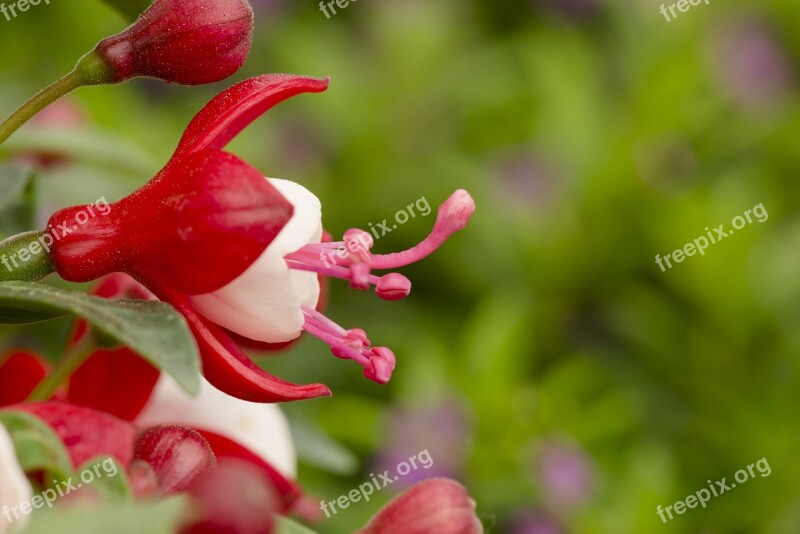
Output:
[
  {"xmin": 0, "ymin": 281, "xmax": 199, "ymax": 395},
  {"xmin": 22, "ymin": 496, "xmax": 188, "ymax": 534}
]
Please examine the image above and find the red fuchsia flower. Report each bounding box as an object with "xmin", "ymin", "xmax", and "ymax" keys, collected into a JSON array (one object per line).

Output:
[
  {"xmin": 358, "ymin": 478, "xmax": 483, "ymax": 534},
  {"xmin": 78, "ymin": 0, "xmax": 254, "ymax": 86},
  {"xmin": 0, "ymin": 384, "xmax": 311, "ymax": 521},
  {"xmin": 44, "ymin": 74, "xmax": 476, "ymax": 403}
]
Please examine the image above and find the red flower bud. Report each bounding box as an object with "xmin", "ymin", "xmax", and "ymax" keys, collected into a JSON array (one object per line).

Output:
[
  {"xmin": 181, "ymin": 458, "xmax": 280, "ymax": 534},
  {"xmin": 134, "ymin": 425, "xmax": 216, "ymax": 495},
  {"xmin": 359, "ymin": 478, "xmax": 483, "ymax": 534},
  {"xmin": 84, "ymin": 0, "xmax": 254, "ymax": 85},
  {"xmin": 8, "ymin": 402, "xmax": 136, "ymax": 469}
]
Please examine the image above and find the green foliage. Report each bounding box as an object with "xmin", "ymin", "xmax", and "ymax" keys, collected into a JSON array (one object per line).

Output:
[
  {"xmin": 0, "ymin": 282, "xmax": 199, "ymax": 395},
  {"xmin": 22, "ymin": 497, "xmax": 188, "ymax": 534}
]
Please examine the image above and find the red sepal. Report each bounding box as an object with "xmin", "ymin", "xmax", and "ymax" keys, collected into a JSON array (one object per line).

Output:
[
  {"xmin": 49, "ymin": 150, "xmax": 293, "ymax": 295},
  {"xmin": 0, "ymin": 351, "xmax": 47, "ymax": 406},
  {"xmin": 174, "ymin": 74, "xmax": 329, "ymax": 158},
  {"xmin": 159, "ymin": 287, "xmax": 332, "ymax": 403}
]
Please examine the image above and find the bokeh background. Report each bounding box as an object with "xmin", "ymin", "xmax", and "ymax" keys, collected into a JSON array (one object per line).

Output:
[{"xmin": 3, "ymin": 0, "xmax": 800, "ymax": 532}]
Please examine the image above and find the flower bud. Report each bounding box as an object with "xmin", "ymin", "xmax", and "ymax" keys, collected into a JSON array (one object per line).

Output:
[
  {"xmin": 181, "ymin": 459, "xmax": 280, "ymax": 534},
  {"xmin": 79, "ymin": 0, "xmax": 254, "ymax": 86},
  {"xmin": 11, "ymin": 402, "xmax": 136, "ymax": 469},
  {"xmin": 134, "ymin": 425, "xmax": 216, "ymax": 495},
  {"xmin": 358, "ymin": 478, "xmax": 483, "ymax": 534}
]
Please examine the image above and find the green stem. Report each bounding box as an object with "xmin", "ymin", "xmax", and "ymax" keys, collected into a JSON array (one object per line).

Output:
[
  {"xmin": 28, "ymin": 336, "xmax": 97, "ymax": 401},
  {"xmin": 0, "ymin": 71, "xmax": 83, "ymax": 146},
  {"xmin": 0, "ymin": 231, "xmax": 55, "ymax": 282}
]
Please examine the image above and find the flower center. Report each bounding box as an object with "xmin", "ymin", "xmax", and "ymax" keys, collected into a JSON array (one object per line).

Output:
[{"xmin": 284, "ymin": 189, "xmax": 475, "ymax": 384}]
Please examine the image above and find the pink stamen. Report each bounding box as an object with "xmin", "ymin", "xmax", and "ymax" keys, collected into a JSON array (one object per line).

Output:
[
  {"xmin": 286, "ymin": 190, "xmax": 474, "ymax": 386},
  {"xmin": 301, "ymin": 305, "xmax": 395, "ymax": 384}
]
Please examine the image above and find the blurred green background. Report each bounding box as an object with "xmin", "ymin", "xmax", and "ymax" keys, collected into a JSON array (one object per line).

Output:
[{"xmin": 3, "ymin": 0, "xmax": 800, "ymax": 532}]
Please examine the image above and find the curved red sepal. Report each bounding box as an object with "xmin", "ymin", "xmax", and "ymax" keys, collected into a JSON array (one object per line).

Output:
[
  {"xmin": 0, "ymin": 351, "xmax": 48, "ymax": 407},
  {"xmin": 174, "ymin": 74, "xmax": 330, "ymax": 159},
  {"xmin": 159, "ymin": 288, "xmax": 332, "ymax": 403},
  {"xmin": 9, "ymin": 402, "xmax": 136, "ymax": 469}
]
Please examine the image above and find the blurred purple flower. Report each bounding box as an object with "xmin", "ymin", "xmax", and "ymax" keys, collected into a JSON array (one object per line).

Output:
[
  {"xmin": 374, "ymin": 400, "xmax": 472, "ymax": 489},
  {"xmin": 535, "ymin": 439, "xmax": 594, "ymax": 510},
  {"xmin": 495, "ymin": 150, "xmax": 560, "ymax": 209},
  {"xmin": 710, "ymin": 20, "xmax": 795, "ymax": 110},
  {"xmin": 510, "ymin": 510, "xmax": 564, "ymax": 534}
]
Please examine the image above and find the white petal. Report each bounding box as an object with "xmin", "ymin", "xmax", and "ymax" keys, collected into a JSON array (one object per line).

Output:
[
  {"xmin": 191, "ymin": 178, "xmax": 322, "ymax": 343},
  {"xmin": 0, "ymin": 423, "xmax": 33, "ymax": 533},
  {"xmin": 136, "ymin": 374, "xmax": 297, "ymax": 478}
]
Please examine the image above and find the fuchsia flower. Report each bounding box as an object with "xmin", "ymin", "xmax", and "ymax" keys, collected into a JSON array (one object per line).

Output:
[
  {"xmin": 45, "ymin": 74, "xmax": 476, "ymax": 403},
  {"xmin": 0, "ymin": 342, "xmax": 484, "ymax": 531},
  {"xmin": 0, "ymin": 346, "xmax": 314, "ymax": 524},
  {"xmin": 80, "ymin": 0, "xmax": 254, "ymax": 86}
]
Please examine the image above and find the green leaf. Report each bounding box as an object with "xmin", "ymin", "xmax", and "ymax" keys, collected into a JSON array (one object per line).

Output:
[
  {"xmin": 0, "ymin": 281, "xmax": 200, "ymax": 395},
  {"xmin": 74, "ymin": 457, "xmax": 132, "ymax": 504},
  {"xmin": 96, "ymin": 0, "xmax": 152, "ymax": 23},
  {"xmin": 275, "ymin": 517, "xmax": 320, "ymax": 534},
  {"xmin": 22, "ymin": 496, "xmax": 188, "ymax": 534},
  {"xmin": 0, "ymin": 410, "xmax": 72, "ymax": 481}
]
